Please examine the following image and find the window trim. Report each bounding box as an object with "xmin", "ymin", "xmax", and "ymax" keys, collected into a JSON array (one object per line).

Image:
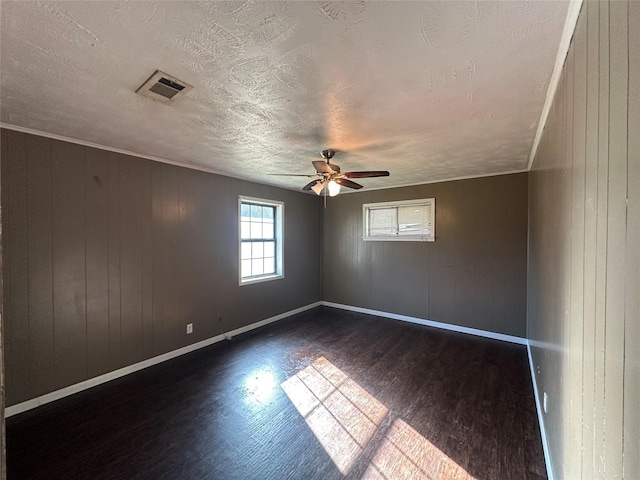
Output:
[
  {"xmin": 362, "ymin": 198, "xmax": 435, "ymax": 242},
  {"xmin": 238, "ymin": 196, "xmax": 284, "ymax": 285}
]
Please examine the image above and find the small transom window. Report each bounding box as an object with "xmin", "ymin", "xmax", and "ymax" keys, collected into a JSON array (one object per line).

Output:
[{"xmin": 363, "ymin": 198, "xmax": 435, "ymax": 242}]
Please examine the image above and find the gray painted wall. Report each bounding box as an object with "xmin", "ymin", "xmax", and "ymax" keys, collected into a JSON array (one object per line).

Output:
[
  {"xmin": 322, "ymin": 173, "xmax": 528, "ymax": 337},
  {"xmin": 0, "ymin": 128, "xmax": 322, "ymax": 406},
  {"xmin": 528, "ymin": 1, "xmax": 639, "ymax": 478}
]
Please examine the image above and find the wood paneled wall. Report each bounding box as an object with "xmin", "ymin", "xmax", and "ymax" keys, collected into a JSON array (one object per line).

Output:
[
  {"xmin": 528, "ymin": 1, "xmax": 639, "ymax": 478},
  {"xmin": 323, "ymin": 173, "xmax": 529, "ymax": 337},
  {"xmin": 0, "ymin": 129, "xmax": 323, "ymax": 406},
  {"xmin": 0, "ymin": 146, "xmax": 5, "ymax": 478}
]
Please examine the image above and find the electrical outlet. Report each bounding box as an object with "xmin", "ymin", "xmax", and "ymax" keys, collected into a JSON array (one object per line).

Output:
[
  {"xmin": 543, "ymin": 392, "xmax": 548, "ymax": 413},
  {"xmin": 186, "ymin": 323, "xmax": 193, "ymax": 334}
]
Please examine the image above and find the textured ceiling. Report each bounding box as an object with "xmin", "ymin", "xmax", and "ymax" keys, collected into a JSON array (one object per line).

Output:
[{"xmin": 1, "ymin": 1, "xmax": 570, "ymax": 192}]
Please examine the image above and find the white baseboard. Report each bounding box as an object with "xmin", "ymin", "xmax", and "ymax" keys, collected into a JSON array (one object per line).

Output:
[
  {"xmin": 5, "ymin": 301, "xmax": 321, "ymax": 417},
  {"xmin": 527, "ymin": 342, "xmax": 554, "ymax": 480},
  {"xmin": 321, "ymin": 302, "xmax": 527, "ymax": 345}
]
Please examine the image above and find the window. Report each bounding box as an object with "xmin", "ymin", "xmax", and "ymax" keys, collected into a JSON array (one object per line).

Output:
[
  {"xmin": 239, "ymin": 196, "xmax": 284, "ymax": 285},
  {"xmin": 363, "ymin": 198, "xmax": 435, "ymax": 242}
]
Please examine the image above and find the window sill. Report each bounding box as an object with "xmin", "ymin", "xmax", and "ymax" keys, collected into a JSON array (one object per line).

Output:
[
  {"xmin": 362, "ymin": 237, "xmax": 435, "ymax": 242},
  {"xmin": 239, "ymin": 274, "xmax": 284, "ymax": 286}
]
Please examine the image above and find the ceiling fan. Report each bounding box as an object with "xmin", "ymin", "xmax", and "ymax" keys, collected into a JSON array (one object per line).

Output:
[{"xmin": 276, "ymin": 149, "xmax": 390, "ymax": 197}]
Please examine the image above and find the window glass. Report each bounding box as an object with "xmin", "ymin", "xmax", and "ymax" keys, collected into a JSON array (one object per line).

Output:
[
  {"xmin": 363, "ymin": 199, "xmax": 435, "ymax": 242},
  {"xmin": 239, "ymin": 198, "xmax": 284, "ymax": 284}
]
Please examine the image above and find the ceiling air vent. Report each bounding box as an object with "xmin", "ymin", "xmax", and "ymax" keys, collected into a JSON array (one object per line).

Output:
[{"xmin": 136, "ymin": 70, "xmax": 193, "ymax": 105}]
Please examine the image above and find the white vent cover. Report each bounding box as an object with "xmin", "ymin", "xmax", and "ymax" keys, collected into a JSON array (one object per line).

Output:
[{"xmin": 136, "ymin": 70, "xmax": 192, "ymax": 104}]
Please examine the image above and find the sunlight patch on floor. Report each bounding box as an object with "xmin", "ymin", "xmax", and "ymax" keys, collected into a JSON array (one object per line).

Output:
[
  {"xmin": 282, "ymin": 357, "xmax": 475, "ymax": 479},
  {"xmin": 281, "ymin": 357, "xmax": 388, "ymax": 474},
  {"xmin": 362, "ymin": 419, "xmax": 475, "ymax": 480}
]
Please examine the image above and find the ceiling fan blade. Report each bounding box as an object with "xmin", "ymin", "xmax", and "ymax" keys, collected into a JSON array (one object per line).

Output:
[
  {"xmin": 268, "ymin": 173, "xmax": 318, "ymax": 177},
  {"xmin": 302, "ymin": 179, "xmax": 322, "ymax": 191},
  {"xmin": 343, "ymin": 171, "xmax": 390, "ymax": 178},
  {"xmin": 336, "ymin": 178, "xmax": 363, "ymax": 189},
  {"xmin": 312, "ymin": 160, "xmax": 339, "ymax": 174}
]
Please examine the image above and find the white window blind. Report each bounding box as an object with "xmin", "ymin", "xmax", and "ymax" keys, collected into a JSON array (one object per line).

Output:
[{"xmin": 363, "ymin": 198, "xmax": 435, "ymax": 241}]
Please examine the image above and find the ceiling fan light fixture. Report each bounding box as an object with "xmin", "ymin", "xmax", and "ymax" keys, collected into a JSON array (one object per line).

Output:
[
  {"xmin": 278, "ymin": 150, "xmax": 389, "ymax": 195},
  {"xmin": 328, "ymin": 180, "xmax": 341, "ymax": 197},
  {"xmin": 311, "ymin": 182, "xmax": 324, "ymax": 195}
]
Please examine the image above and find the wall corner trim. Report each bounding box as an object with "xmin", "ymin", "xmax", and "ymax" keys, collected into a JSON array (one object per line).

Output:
[
  {"xmin": 4, "ymin": 302, "xmax": 322, "ymax": 417},
  {"xmin": 527, "ymin": 342, "xmax": 554, "ymax": 480},
  {"xmin": 321, "ymin": 302, "xmax": 527, "ymax": 345},
  {"xmin": 527, "ymin": 0, "xmax": 584, "ymax": 170}
]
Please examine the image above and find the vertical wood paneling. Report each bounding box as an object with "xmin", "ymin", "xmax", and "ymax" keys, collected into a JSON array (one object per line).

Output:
[
  {"xmin": 455, "ymin": 242, "xmax": 477, "ymax": 327},
  {"xmin": 85, "ymin": 150, "xmax": 110, "ymax": 378},
  {"xmin": 119, "ymin": 156, "xmax": 144, "ymax": 366},
  {"xmin": 206, "ymin": 173, "xmax": 222, "ymax": 336},
  {"xmin": 181, "ymin": 170, "xmax": 197, "ymax": 342},
  {"xmin": 160, "ymin": 164, "xmax": 180, "ymax": 351},
  {"xmin": 176, "ymin": 169, "xmax": 190, "ymax": 346},
  {"xmin": 624, "ymin": 4, "xmax": 640, "ymax": 478},
  {"xmin": 429, "ymin": 245, "xmax": 457, "ymax": 325},
  {"xmin": 349, "ymin": 198, "xmax": 364, "ymax": 305},
  {"xmin": 593, "ymin": 2, "xmax": 609, "ymax": 476},
  {"xmin": 499, "ymin": 177, "xmax": 528, "ymax": 335},
  {"xmin": 569, "ymin": 10, "xmax": 587, "ymax": 480},
  {"xmin": 2, "ymin": 127, "xmax": 11, "ymax": 419},
  {"xmin": 357, "ymin": 195, "xmax": 373, "ymax": 308},
  {"xmin": 151, "ymin": 163, "xmax": 163, "ymax": 355},
  {"xmin": 186, "ymin": 171, "xmax": 214, "ymax": 341},
  {"xmin": 51, "ymin": 140, "xmax": 87, "ymax": 389},
  {"xmin": 563, "ymin": 46, "xmax": 573, "ymax": 395},
  {"xmin": 26, "ymin": 136, "xmax": 54, "ymax": 396},
  {"xmin": 0, "ymin": 132, "xmax": 4, "ymax": 480},
  {"xmin": 3, "ymin": 131, "xmax": 29, "ymax": 403},
  {"xmin": 582, "ymin": 2, "xmax": 599, "ymax": 477},
  {"xmin": 210, "ymin": 176, "xmax": 237, "ymax": 331},
  {"xmin": 326, "ymin": 196, "xmax": 350, "ymax": 306},
  {"xmin": 369, "ymin": 241, "xmax": 386, "ymax": 313},
  {"xmin": 605, "ymin": 2, "xmax": 628, "ymax": 477},
  {"xmin": 528, "ymin": 2, "xmax": 638, "ymax": 479},
  {"xmin": 352, "ymin": 203, "xmax": 370, "ymax": 306},
  {"xmin": 324, "ymin": 197, "xmax": 342, "ymax": 304},
  {"xmin": 140, "ymin": 161, "xmax": 154, "ymax": 359},
  {"xmin": 107, "ymin": 153, "xmax": 121, "ymax": 370},
  {"xmin": 542, "ymin": 59, "xmax": 571, "ymax": 478},
  {"xmin": 562, "ymin": 37, "xmax": 574, "ymax": 480}
]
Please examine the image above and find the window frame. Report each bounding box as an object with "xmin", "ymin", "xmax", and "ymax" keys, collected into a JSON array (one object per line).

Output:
[
  {"xmin": 238, "ymin": 196, "xmax": 284, "ymax": 285},
  {"xmin": 362, "ymin": 198, "xmax": 436, "ymax": 242}
]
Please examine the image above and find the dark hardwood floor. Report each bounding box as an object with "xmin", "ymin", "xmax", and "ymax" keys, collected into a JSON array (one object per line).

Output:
[{"xmin": 6, "ymin": 307, "xmax": 546, "ymax": 479}]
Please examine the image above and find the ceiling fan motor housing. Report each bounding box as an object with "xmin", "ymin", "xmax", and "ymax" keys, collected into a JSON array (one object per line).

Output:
[{"xmin": 321, "ymin": 149, "xmax": 335, "ymax": 160}]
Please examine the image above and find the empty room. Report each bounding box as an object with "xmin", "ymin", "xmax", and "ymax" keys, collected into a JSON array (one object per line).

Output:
[{"xmin": 0, "ymin": 1, "xmax": 637, "ymax": 479}]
